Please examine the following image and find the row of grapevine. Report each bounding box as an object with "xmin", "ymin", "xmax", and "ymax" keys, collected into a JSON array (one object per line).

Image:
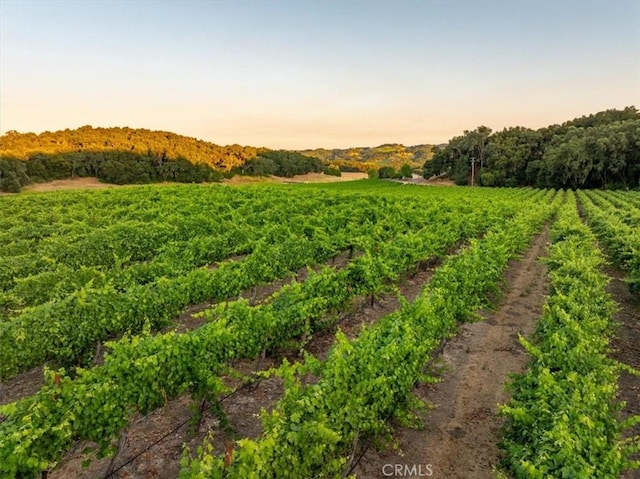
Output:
[
  {"xmin": 0, "ymin": 222, "xmax": 348, "ymax": 379},
  {"xmin": 0, "ymin": 187, "xmax": 367, "ymax": 306},
  {"xmin": 578, "ymin": 190, "xmax": 640, "ymax": 294},
  {"xmin": 1, "ymin": 216, "xmax": 272, "ymax": 315},
  {"xmin": 0, "ymin": 184, "xmax": 543, "ymax": 265},
  {"xmin": 1, "ymin": 199, "xmax": 384, "ymax": 315},
  {"xmin": 0, "ymin": 187, "xmax": 533, "ymax": 380},
  {"xmin": 0, "ymin": 184, "xmax": 281, "ymax": 235},
  {"xmin": 0, "ymin": 190, "xmax": 547, "ymax": 477},
  {"xmin": 0, "ymin": 187, "xmax": 252, "ymax": 285},
  {"xmin": 178, "ymin": 192, "xmax": 558, "ymax": 478},
  {"xmin": 499, "ymin": 191, "xmax": 640, "ymax": 477},
  {"xmin": 607, "ymin": 190, "xmax": 640, "ymax": 209},
  {"xmin": 592, "ymin": 191, "xmax": 640, "ymax": 227}
]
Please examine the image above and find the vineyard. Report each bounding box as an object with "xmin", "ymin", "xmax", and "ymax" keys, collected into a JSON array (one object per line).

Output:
[{"xmin": 0, "ymin": 181, "xmax": 638, "ymax": 478}]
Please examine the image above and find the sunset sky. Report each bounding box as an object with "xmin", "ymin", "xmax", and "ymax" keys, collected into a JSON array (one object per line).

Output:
[{"xmin": 1, "ymin": 0, "xmax": 639, "ymax": 149}]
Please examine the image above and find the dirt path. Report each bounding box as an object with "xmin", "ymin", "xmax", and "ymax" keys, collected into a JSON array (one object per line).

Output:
[
  {"xmin": 605, "ymin": 265, "xmax": 640, "ymax": 479},
  {"xmin": 20, "ymin": 177, "xmax": 119, "ymax": 192},
  {"xmin": 354, "ymin": 226, "xmax": 551, "ymax": 479}
]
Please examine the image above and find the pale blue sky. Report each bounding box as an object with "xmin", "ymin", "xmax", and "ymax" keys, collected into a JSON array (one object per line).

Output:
[{"xmin": 1, "ymin": 0, "xmax": 638, "ymax": 148}]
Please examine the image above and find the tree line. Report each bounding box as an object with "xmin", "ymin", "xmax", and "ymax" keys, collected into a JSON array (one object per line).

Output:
[
  {"xmin": 0, "ymin": 127, "xmax": 333, "ymax": 192},
  {"xmin": 0, "ymin": 126, "xmax": 261, "ymax": 170},
  {"xmin": 2, "ymin": 108, "xmax": 637, "ymax": 192},
  {"xmin": 232, "ymin": 150, "xmax": 327, "ymax": 177},
  {"xmin": 424, "ymin": 107, "xmax": 640, "ymax": 189},
  {"xmin": 0, "ymin": 151, "xmax": 224, "ymax": 192}
]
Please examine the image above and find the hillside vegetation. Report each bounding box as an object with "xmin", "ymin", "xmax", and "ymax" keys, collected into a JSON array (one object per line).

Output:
[
  {"xmin": 2, "ymin": 106, "xmax": 638, "ymax": 192},
  {"xmin": 0, "ymin": 127, "xmax": 328, "ymax": 192},
  {"xmin": 300, "ymin": 143, "xmax": 435, "ymax": 172},
  {"xmin": 0, "ymin": 126, "xmax": 429, "ymax": 192}
]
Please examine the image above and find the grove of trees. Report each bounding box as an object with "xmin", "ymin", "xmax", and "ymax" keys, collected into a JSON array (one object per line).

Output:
[
  {"xmin": 232, "ymin": 150, "xmax": 326, "ymax": 177},
  {"xmin": 424, "ymin": 107, "xmax": 640, "ymax": 189}
]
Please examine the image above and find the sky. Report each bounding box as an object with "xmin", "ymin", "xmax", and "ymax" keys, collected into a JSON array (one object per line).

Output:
[{"xmin": 1, "ymin": 1, "xmax": 639, "ymax": 149}]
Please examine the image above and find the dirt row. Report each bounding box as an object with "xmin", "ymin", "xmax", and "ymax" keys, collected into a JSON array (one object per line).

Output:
[
  {"xmin": 352, "ymin": 225, "xmax": 640, "ymax": 479},
  {"xmin": 607, "ymin": 264, "xmax": 640, "ymax": 479},
  {"xmin": 353, "ymin": 225, "xmax": 551, "ymax": 478},
  {"xmin": 28, "ymin": 226, "xmax": 552, "ymax": 479},
  {"xmin": 578, "ymin": 203, "xmax": 640, "ymax": 479}
]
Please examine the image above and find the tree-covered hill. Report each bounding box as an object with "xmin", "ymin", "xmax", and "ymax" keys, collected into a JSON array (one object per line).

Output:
[
  {"xmin": 0, "ymin": 127, "xmax": 433, "ymax": 192},
  {"xmin": 0, "ymin": 126, "xmax": 263, "ymax": 169},
  {"xmin": 424, "ymin": 106, "xmax": 640, "ymax": 189},
  {"xmin": 0, "ymin": 127, "xmax": 326, "ymax": 192},
  {"xmin": 2, "ymin": 106, "xmax": 638, "ymax": 192},
  {"xmin": 300, "ymin": 144, "xmax": 435, "ymax": 172}
]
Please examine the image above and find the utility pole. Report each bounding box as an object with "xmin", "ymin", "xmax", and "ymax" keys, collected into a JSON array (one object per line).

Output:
[{"xmin": 470, "ymin": 156, "xmax": 476, "ymax": 187}]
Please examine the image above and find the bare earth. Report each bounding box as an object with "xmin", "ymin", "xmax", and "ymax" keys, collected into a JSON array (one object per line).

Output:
[
  {"xmin": 225, "ymin": 172, "xmax": 368, "ymax": 184},
  {"xmin": 606, "ymin": 265, "xmax": 640, "ymax": 479},
  {"xmin": 280, "ymin": 172, "xmax": 368, "ymax": 183},
  {"xmin": 353, "ymin": 226, "xmax": 551, "ymax": 479},
  {"xmin": 20, "ymin": 177, "xmax": 118, "ymax": 192},
  {"xmin": 222, "ymin": 172, "xmax": 368, "ymax": 185},
  {"xmin": 0, "ymin": 172, "xmax": 369, "ymax": 195},
  {"xmin": 391, "ymin": 175, "xmax": 456, "ymax": 186}
]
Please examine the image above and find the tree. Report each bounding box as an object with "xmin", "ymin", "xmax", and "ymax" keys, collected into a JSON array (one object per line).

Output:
[
  {"xmin": 400, "ymin": 163, "xmax": 413, "ymax": 178},
  {"xmin": 0, "ymin": 171, "xmax": 21, "ymax": 192},
  {"xmin": 0, "ymin": 159, "xmax": 29, "ymax": 192},
  {"xmin": 424, "ymin": 107, "xmax": 640, "ymax": 189},
  {"xmin": 483, "ymin": 127, "xmax": 543, "ymax": 186},
  {"xmin": 377, "ymin": 166, "xmax": 396, "ymax": 179},
  {"xmin": 323, "ymin": 167, "xmax": 341, "ymax": 177}
]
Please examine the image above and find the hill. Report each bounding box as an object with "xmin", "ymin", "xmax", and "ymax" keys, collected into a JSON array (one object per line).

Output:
[
  {"xmin": 0, "ymin": 126, "xmax": 437, "ymax": 192},
  {"xmin": 0, "ymin": 127, "xmax": 329, "ymax": 192},
  {"xmin": 300, "ymin": 143, "xmax": 435, "ymax": 172},
  {"xmin": 0, "ymin": 125, "xmax": 262, "ymax": 170}
]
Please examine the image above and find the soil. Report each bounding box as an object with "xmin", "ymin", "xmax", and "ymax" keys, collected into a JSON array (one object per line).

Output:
[
  {"xmin": 423, "ymin": 178, "xmax": 456, "ymax": 186},
  {"xmin": 278, "ymin": 172, "xmax": 368, "ymax": 183},
  {"xmin": 605, "ymin": 265, "xmax": 640, "ymax": 479},
  {"xmin": 25, "ymin": 224, "xmax": 626, "ymax": 479},
  {"xmin": 20, "ymin": 177, "xmax": 119, "ymax": 192},
  {"xmin": 352, "ymin": 226, "xmax": 551, "ymax": 479},
  {"xmin": 0, "ymin": 365, "xmax": 45, "ymax": 405},
  {"xmin": 389, "ymin": 176, "xmax": 456, "ymax": 186},
  {"xmin": 223, "ymin": 172, "xmax": 368, "ymax": 185},
  {"xmin": 577, "ymin": 201, "xmax": 640, "ymax": 478}
]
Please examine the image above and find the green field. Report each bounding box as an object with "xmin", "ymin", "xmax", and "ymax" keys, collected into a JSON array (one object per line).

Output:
[{"xmin": 0, "ymin": 181, "xmax": 638, "ymax": 478}]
